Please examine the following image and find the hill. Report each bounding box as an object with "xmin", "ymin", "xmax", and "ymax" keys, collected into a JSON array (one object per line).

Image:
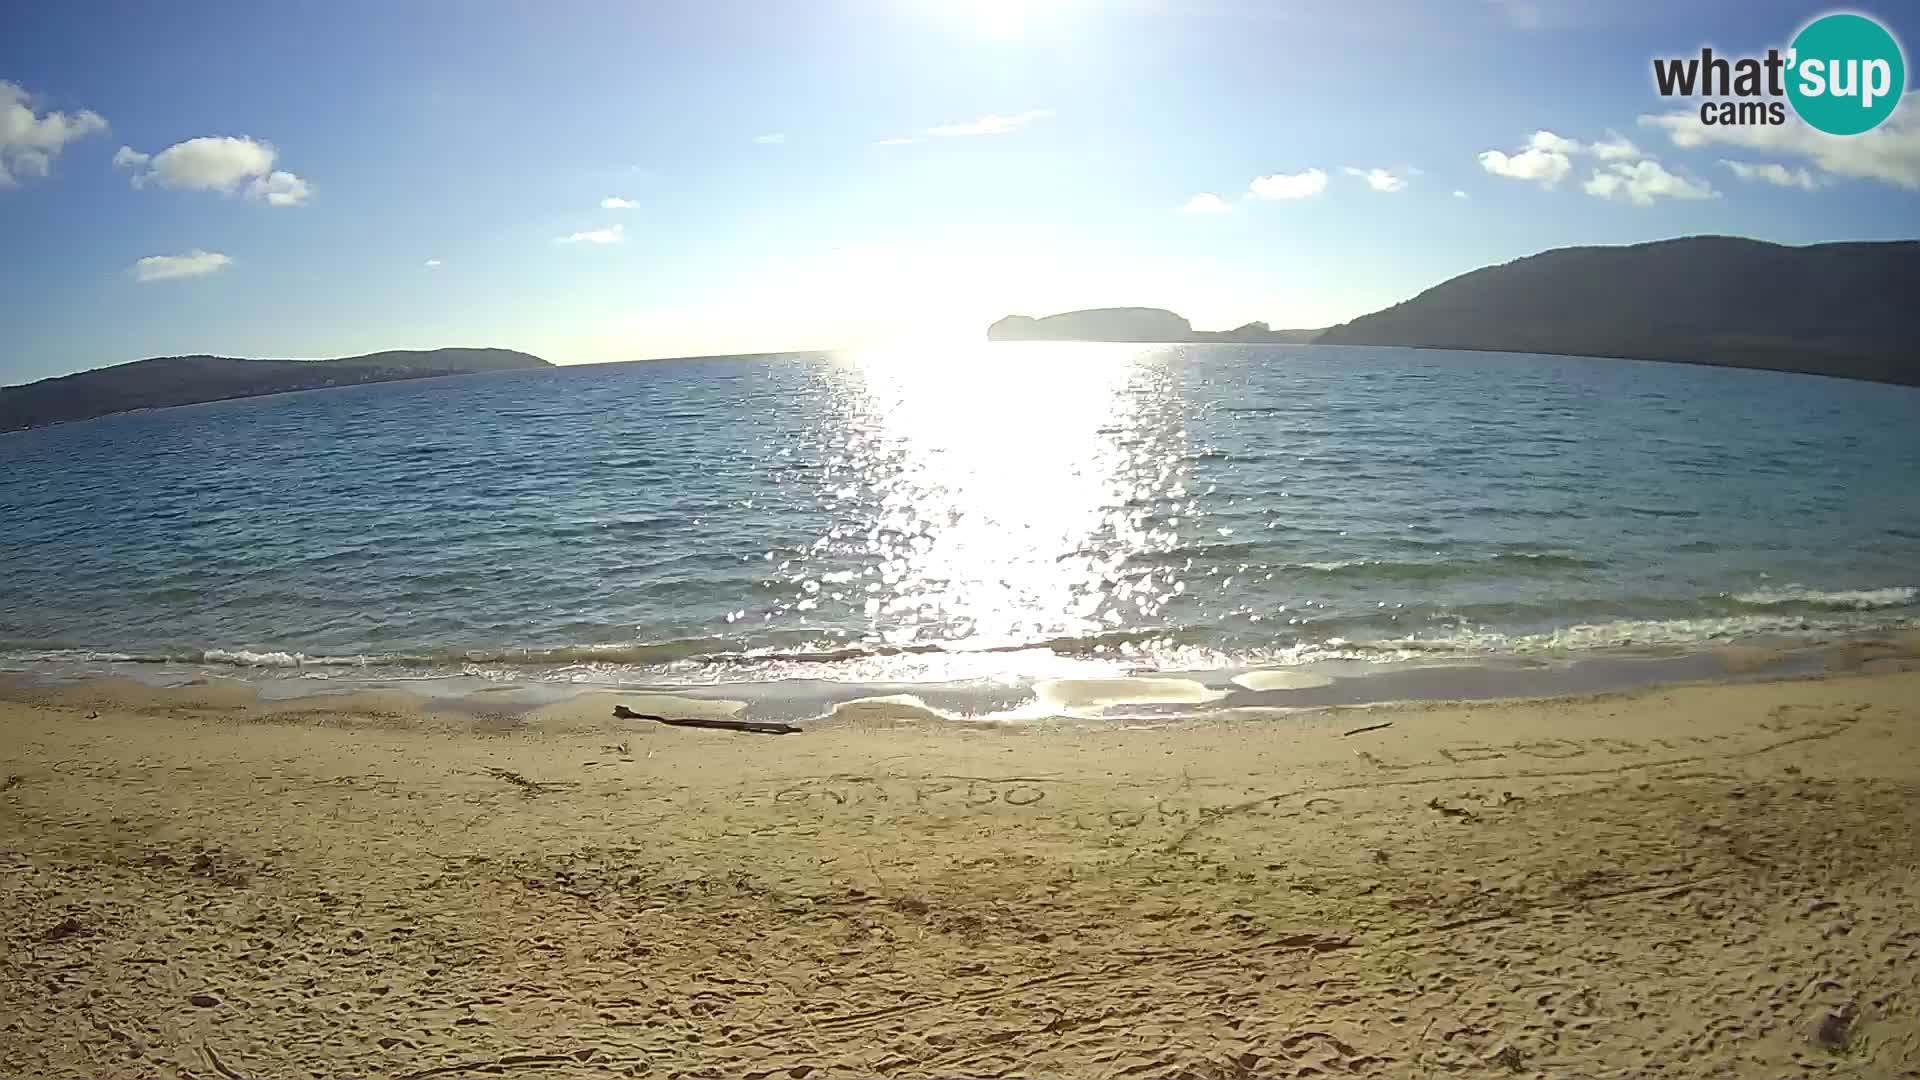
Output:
[
  {"xmin": 988, "ymin": 308, "xmax": 1322, "ymax": 344},
  {"xmin": 0, "ymin": 348, "xmax": 552, "ymax": 431},
  {"xmin": 1315, "ymin": 237, "xmax": 1920, "ymax": 386}
]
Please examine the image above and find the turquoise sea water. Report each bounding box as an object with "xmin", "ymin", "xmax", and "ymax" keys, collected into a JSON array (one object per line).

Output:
[{"xmin": 3, "ymin": 344, "xmax": 1917, "ymax": 692}]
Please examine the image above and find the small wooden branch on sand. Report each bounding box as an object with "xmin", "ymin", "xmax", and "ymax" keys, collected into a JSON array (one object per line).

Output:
[
  {"xmin": 202, "ymin": 1043, "xmax": 250, "ymax": 1080},
  {"xmin": 612, "ymin": 704, "xmax": 801, "ymax": 735}
]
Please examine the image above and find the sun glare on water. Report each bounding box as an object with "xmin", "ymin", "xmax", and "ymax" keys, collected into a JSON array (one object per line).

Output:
[{"xmin": 813, "ymin": 341, "xmax": 1192, "ymax": 655}]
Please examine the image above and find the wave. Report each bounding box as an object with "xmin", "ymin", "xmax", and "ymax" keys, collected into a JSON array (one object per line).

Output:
[
  {"xmin": 6, "ymin": 584, "xmax": 1916, "ymax": 681},
  {"xmin": 1727, "ymin": 585, "xmax": 1916, "ymax": 611},
  {"xmin": 1348, "ymin": 609, "xmax": 1919, "ymax": 658},
  {"xmin": 203, "ymin": 648, "xmax": 362, "ymax": 668},
  {"xmin": 1286, "ymin": 552, "xmax": 1603, "ymax": 581},
  {"xmin": 1067, "ymin": 541, "xmax": 1263, "ymax": 567},
  {"xmin": 1489, "ymin": 552, "xmax": 1604, "ymax": 569},
  {"xmin": 0, "ymin": 628, "xmax": 1197, "ymax": 673}
]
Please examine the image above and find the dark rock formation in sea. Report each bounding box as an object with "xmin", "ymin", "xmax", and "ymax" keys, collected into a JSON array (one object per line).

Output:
[
  {"xmin": 1315, "ymin": 236, "xmax": 1920, "ymax": 386},
  {"xmin": 989, "ymin": 307, "xmax": 1195, "ymax": 342},
  {"xmin": 1, "ymin": 348, "xmax": 553, "ymax": 431},
  {"xmin": 1206, "ymin": 321, "xmax": 1322, "ymax": 344}
]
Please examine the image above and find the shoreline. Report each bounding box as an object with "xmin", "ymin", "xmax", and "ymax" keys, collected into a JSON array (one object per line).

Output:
[
  {"xmin": 4, "ymin": 666, "xmax": 1919, "ymax": 1075},
  {"xmin": 7, "ymin": 628, "xmax": 1919, "ymax": 725}
]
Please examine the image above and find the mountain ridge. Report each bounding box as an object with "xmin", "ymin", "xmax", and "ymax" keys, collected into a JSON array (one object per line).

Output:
[
  {"xmin": 1, "ymin": 348, "xmax": 552, "ymax": 432},
  {"xmin": 987, "ymin": 237, "xmax": 1920, "ymax": 387},
  {"xmin": 1317, "ymin": 236, "xmax": 1919, "ymax": 386}
]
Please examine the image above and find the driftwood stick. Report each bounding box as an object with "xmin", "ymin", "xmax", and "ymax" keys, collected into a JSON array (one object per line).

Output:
[
  {"xmin": 481, "ymin": 767, "xmax": 573, "ymax": 796},
  {"xmin": 395, "ymin": 1054, "xmax": 585, "ymax": 1080},
  {"xmin": 202, "ymin": 1043, "xmax": 250, "ymax": 1080},
  {"xmin": 1341, "ymin": 721, "xmax": 1394, "ymax": 737},
  {"xmin": 612, "ymin": 704, "xmax": 801, "ymax": 735}
]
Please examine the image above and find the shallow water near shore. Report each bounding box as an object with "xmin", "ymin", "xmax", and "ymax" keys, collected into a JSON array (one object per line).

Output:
[{"xmin": 4, "ymin": 342, "xmax": 1918, "ymax": 708}]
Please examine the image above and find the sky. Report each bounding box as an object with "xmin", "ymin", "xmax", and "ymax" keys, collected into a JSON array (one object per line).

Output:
[{"xmin": 2, "ymin": 0, "xmax": 1917, "ymax": 383}]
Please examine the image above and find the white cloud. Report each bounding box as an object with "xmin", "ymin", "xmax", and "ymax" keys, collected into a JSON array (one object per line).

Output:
[
  {"xmin": 0, "ymin": 80, "xmax": 108, "ymax": 187},
  {"xmin": 1247, "ymin": 167, "xmax": 1328, "ymax": 200},
  {"xmin": 1720, "ymin": 160, "xmax": 1823, "ymax": 191},
  {"xmin": 1480, "ymin": 125, "xmax": 1739, "ymax": 206},
  {"xmin": 1579, "ymin": 172, "xmax": 1622, "ymax": 200},
  {"xmin": 1344, "ymin": 166, "xmax": 1408, "ymax": 192},
  {"xmin": 1477, "ymin": 130, "xmax": 1580, "ymax": 187},
  {"xmin": 1582, "ymin": 159, "xmax": 1717, "ymax": 206},
  {"xmin": 924, "ymin": 109, "xmax": 1052, "ymax": 137},
  {"xmin": 754, "ymin": 132, "xmax": 787, "ymax": 145},
  {"xmin": 1528, "ymin": 130, "xmax": 1580, "ymax": 154},
  {"xmin": 601, "ymin": 196, "xmax": 638, "ymax": 209},
  {"xmin": 118, "ymin": 135, "xmax": 311, "ymax": 205},
  {"xmin": 557, "ymin": 223, "xmax": 624, "ymax": 244},
  {"xmin": 1479, "ymin": 147, "xmax": 1570, "ymax": 186},
  {"xmin": 1590, "ymin": 132, "xmax": 1640, "ymax": 160},
  {"xmin": 132, "ymin": 249, "xmax": 231, "ymax": 283},
  {"xmin": 245, "ymin": 170, "xmax": 309, "ymax": 206},
  {"xmin": 424, "ymin": 259, "xmax": 442, "ymax": 269},
  {"xmin": 1177, "ymin": 192, "xmax": 1231, "ymax": 214},
  {"xmin": 1640, "ymin": 96, "xmax": 1920, "ymax": 189},
  {"xmin": 875, "ymin": 109, "xmax": 1053, "ymax": 146},
  {"xmin": 1452, "ymin": 189, "xmax": 1469, "ymax": 198},
  {"xmin": 136, "ymin": 136, "xmax": 272, "ymax": 189}
]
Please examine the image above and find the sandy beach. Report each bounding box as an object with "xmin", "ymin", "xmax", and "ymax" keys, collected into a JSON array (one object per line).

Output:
[{"xmin": 3, "ymin": 668, "xmax": 1918, "ymax": 1078}]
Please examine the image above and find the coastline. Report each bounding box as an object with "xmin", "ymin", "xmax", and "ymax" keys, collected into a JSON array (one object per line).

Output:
[
  {"xmin": 7, "ymin": 627, "xmax": 1919, "ymax": 723},
  {"xmin": 4, "ymin": 666, "xmax": 1918, "ymax": 1076}
]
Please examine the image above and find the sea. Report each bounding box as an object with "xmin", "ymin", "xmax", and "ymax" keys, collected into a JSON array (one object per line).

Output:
[{"xmin": 3, "ymin": 343, "xmax": 1918, "ymax": 718}]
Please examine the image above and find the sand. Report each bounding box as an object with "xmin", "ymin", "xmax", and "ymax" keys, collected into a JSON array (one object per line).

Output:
[{"xmin": 3, "ymin": 670, "xmax": 1918, "ymax": 1078}]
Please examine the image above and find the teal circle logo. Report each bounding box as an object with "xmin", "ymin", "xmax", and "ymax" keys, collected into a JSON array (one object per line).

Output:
[{"xmin": 1787, "ymin": 13, "xmax": 1906, "ymax": 135}]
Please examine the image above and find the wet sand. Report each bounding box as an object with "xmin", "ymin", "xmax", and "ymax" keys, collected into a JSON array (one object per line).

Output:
[{"xmin": 3, "ymin": 670, "xmax": 1919, "ymax": 1077}]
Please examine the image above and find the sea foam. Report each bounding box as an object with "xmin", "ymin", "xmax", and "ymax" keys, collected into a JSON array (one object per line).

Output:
[{"xmin": 1729, "ymin": 585, "xmax": 1917, "ymax": 611}]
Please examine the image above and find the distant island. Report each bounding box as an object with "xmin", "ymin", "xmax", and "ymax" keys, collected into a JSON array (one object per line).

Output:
[
  {"xmin": 0, "ymin": 348, "xmax": 552, "ymax": 431},
  {"xmin": 989, "ymin": 237, "xmax": 1920, "ymax": 387},
  {"xmin": 988, "ymin": 307, "xmax": 1323, "ymax": 344}
]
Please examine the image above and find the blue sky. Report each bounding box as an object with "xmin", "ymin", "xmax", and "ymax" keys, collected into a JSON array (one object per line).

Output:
[{"xmin": 2, "ymin": 0, "xmax": 1916, "ymax": 382}]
